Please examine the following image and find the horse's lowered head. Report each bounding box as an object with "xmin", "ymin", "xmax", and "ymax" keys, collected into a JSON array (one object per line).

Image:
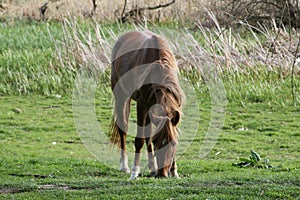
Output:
[{"xmin": 146, "ymin": 62, "xmax": 184, "ymax": 177}]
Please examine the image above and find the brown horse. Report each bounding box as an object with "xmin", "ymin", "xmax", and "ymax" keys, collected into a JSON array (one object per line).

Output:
[{"xmin": 110, "ymin": 30, "xmax": 184, "ymax": 179}]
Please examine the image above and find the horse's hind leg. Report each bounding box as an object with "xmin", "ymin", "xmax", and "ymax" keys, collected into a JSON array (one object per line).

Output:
[
  {"xmin": 116, "ymin": 99, "xmax": 131, "ymax": 174},
  {"xmin": 146, "ymin": 137, "xmax": 157, "ymax": 177},
  {"xmin": 169, "ymin": 158, "xmax": 179, "ymax": 178},
  {"xmin": 143, "ymin": 109, "xmax": 157, "ymax": 176},
  {"xmin": 119, "ymin": 129, "xmax": 130, "ymax": 173},
  {"xmin": 142, "ymin": 112, "xmax": 157, "ymax": 177}
]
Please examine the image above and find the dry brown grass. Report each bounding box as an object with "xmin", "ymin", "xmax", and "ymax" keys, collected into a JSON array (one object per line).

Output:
[
  {"xmin": 1, "ymin": 0, "xmax": 300, "ymax": 29},
  {"xmin": 0, "ymin": 0, "xmax": 211, "ymax": 22},
  {"xmin": 55, "ymin": 15, "xmax": 300, "ymax": 81}
]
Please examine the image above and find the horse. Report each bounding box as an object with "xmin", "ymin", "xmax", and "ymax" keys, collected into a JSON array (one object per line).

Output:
[{"xmin": 110, "ymin": 30, "xmax": 185, "ymax": 179}]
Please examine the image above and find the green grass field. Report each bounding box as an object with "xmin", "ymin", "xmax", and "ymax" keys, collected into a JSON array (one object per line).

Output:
[{"xmin": 0, "ymin": 20, "xmax": 299, "ymax": 199}]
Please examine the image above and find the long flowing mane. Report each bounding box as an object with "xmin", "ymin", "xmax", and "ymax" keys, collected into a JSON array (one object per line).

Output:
[{"xmin": 110, "ymin": 55, "xmax": 185, "ymax": 145}]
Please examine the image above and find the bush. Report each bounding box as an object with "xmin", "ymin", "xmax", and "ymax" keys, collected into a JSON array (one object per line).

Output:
[{"xmin": 213, "ymin": 0, "xmax": 300, "ymax": 28}]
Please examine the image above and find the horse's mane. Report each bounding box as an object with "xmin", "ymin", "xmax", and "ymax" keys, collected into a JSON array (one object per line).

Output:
[{"xmin": 147, "ymin": 55, "xmax": 185, "ymax": 147}]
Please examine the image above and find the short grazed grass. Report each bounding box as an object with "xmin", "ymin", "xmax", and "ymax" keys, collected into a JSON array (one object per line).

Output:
[{"xmin": 0, "ymin": 92, "xmax": 299, "ymax": 199}]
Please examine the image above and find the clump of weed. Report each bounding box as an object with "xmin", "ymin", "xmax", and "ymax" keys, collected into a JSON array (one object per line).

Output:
[{"xmin": 233, "ymin": 150, "xmax": 273, "ymax": 168}]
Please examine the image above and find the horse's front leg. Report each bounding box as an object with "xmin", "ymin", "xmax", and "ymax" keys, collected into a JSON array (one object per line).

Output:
[{"xmin": 131, "ymin": 133, "xmax": 145, "ymax": 180}]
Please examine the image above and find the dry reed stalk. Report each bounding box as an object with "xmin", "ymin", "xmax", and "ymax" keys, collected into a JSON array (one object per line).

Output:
[
  {"xmin": 0, "ymin": 0, "xmax": 212, "ymax": 23},
  {"xmin": 54, "ymin": 11, "xmax": 300, "ymax": 80}
]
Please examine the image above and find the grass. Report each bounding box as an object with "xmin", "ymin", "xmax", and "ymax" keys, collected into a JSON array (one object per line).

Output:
[
  {"xmin": 0, "ymin": 94, "xmax": 299, "ymax": 199},
  {"xmin": 0, "ymin": 20, "xmax": 75, "ymax": 95},
  {"xmin": 0, "ymin": 16, "xmax": 299, "ymax": 199},
  {"xmin": 0, "ymin": 0, "xmax": 206, "ymax": 23},
  {"xmin": 1, "ymin": 18, "xmax": 299, "ymax": 104}
]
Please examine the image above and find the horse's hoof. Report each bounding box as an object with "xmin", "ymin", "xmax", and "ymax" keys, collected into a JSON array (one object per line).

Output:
[
  {"xmin": 150, "ymin": 171, "xmax": 157, "ymax": 177},
  {"xmin": 130, "ymin": 173, "xmax": 139, "ymax": 180},
  {"xmin": 120, "ymin": 167, "xmax": 130, "ymax": 174},
  {"xmin": 170, "ymin": 172, "xmax": 180, "ymax": 178},
  {"xmin": 172, "ymin": 174, "xmax": 180, "ymax": 178},
  {"xmin": 155, "ymin": 174, "xmax": 168, "ymax": 178}
]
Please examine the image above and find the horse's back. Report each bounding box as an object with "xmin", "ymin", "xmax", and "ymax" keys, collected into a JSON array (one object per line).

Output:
[
  {"xmin": 111, "ymin": 30, "xmax": 169, "ymax": 62},
  {"xmin": 111, "ymin": 31, "xmax": 174, "ymax": 89}
]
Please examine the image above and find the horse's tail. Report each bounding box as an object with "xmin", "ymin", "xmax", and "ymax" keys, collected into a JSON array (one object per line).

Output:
[
  {"xmin": 110, "ymin": 98, "xmax": 130, "ymax": 147},
  {"xmin": 110, "ymin": 118, "xmax": 121, "ymax": 147}
]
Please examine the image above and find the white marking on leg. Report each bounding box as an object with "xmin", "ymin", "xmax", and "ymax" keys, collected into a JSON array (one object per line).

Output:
[
  {"xmin": 171, "ymin": 169, "xmax": 179, "ymax": 178},
  {"xmin": 170, "ymin": 161, "xmax": 179, "ymax": 178},
  {"xmin": 130, "ymin": 165, "xmax": 140, "ymax": 180},
  {"xmin": 148, "ymin": 153, "xmax": 157, "ymax": 176},
  {"xmin": 120, "ymin": 151, "xmax": 130, "ymax": 173}
]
